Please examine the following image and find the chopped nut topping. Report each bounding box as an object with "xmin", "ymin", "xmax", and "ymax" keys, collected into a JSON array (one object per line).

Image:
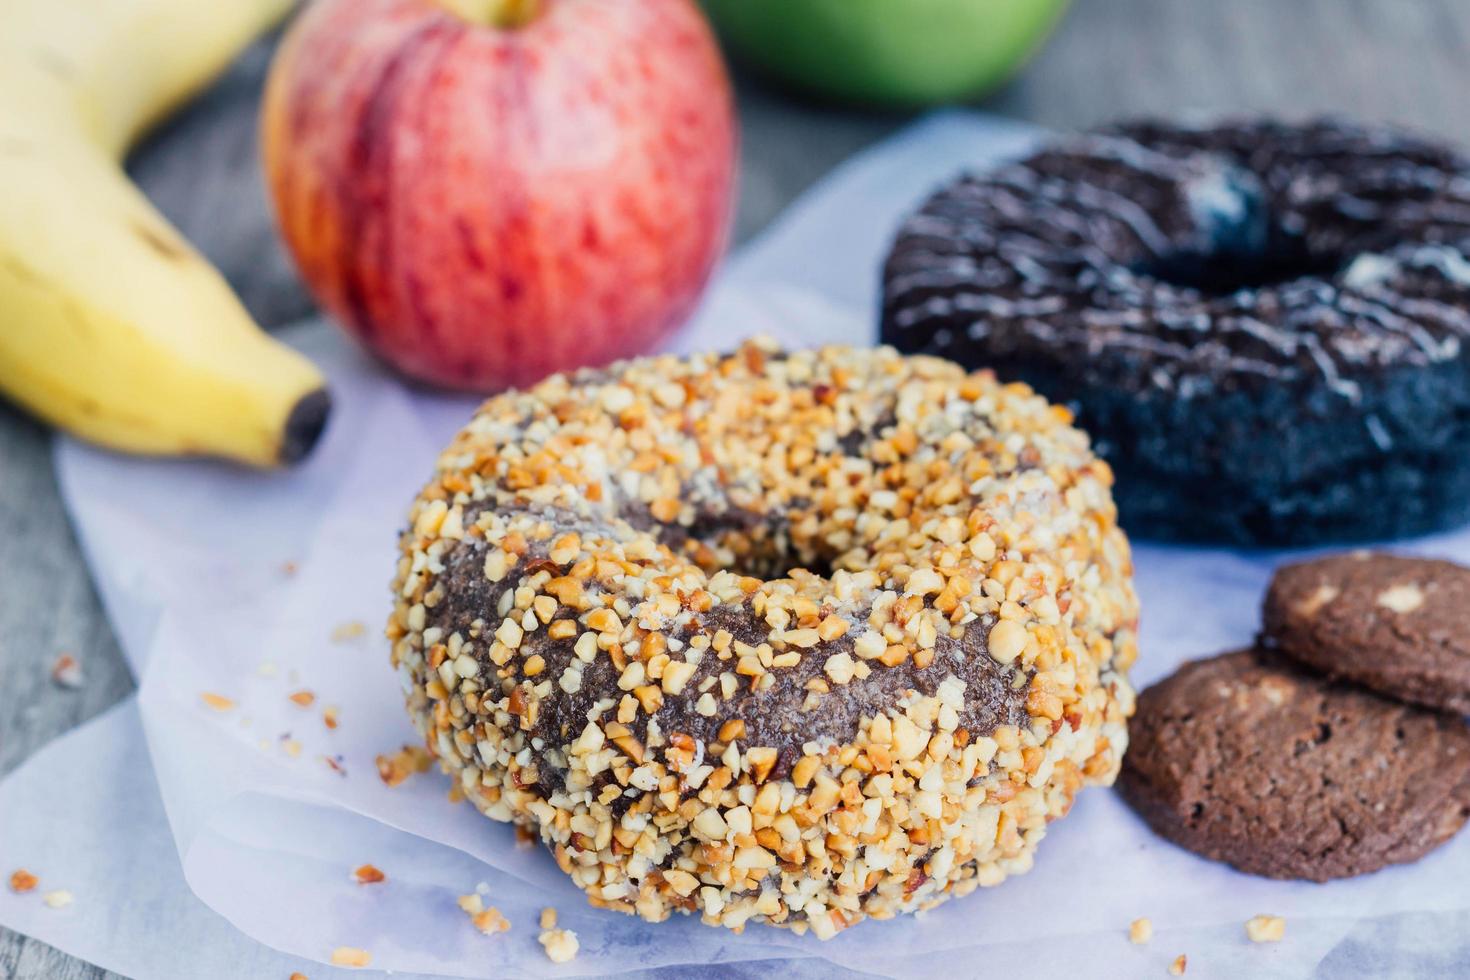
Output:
[
  {"xmin": 1168, "ymin": 954, "xmax": 1187, "ymax": 976},
  {"xmin": 289, "ymin": 690, "xmax": 316, "ymax": 708},
  {"xmin": 986, "ymin": 619, "xmax": 1027, "ymax": 664},
  {"xmin": 1129, "ymin": 917, "xmax": 1153, "ymax": 944},
  {"xmin": 9, "ymin": 870, "xmax": 38, "ymax": 893}
]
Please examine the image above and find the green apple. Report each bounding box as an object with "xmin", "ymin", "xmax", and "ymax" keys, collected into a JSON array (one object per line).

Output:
[{"xmin": 702, "ymin": 0, "xmax": 1070, "ymax": 106}]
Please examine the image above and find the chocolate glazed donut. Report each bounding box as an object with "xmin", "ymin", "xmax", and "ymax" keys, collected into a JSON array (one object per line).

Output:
[
  {"xmin": 388, "ymin": 340, "xmax": 1137, "ymax": 937},
  {"xmin": 882, "ymin": 118, "xmax": 1470, "ymax": 546}
]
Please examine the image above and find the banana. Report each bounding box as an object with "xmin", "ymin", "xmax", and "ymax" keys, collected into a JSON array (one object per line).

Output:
[{"xmin": 0, "ymin": 0, "xmax": 330, "ymax": 467}]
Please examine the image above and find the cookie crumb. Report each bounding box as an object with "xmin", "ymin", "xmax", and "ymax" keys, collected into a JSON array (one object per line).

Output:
[
  {"xmin": 1129, "ymin": 917, "xmax": 1153, "ymax": 944},
  {"xmin": 200, "ymin": 692, "xmax": 236, "ymax": 712},
  {"xmin": 352, "ymin": 864, "xmax": 385, "ymax": 885},
  {"xmin": 332, "ymin": 621, "xmax": 367, "ymax": 643},
  {"xmin": 457, "ymin": 893, "xmax": 484, "ymax": 915},
  {"xmin": 289, "ymin": 690, "xmax": 316, "ymax": 708},
  {"xmin": 330, "ymin": 946, "xmax": 371, "ymax": 968},
  {"xmin": 1168, "ymin": 953, "xmax": 1187, "ymax": 976},
  {"xmin": 8, "ymin": 870, "xmax": 38, "ymax": 893},
  {"xmin": 1245, "ymin": 914, "xmax": 1286, "ymax": 943},
  {"xmin": 539, "ymin": 907, "xmax": 557, "ymax": 930},
  {"xmin": 42, "ymin": 889, "xmax": 73, "ymax": 909},
  {"xmin": 280, "ymin": 737, "xmax": 303, "ymax": 758},
  {"xmin": 323, "ymin": 706, "xmax": 340, "ymax": 730},
  {"xmin": 50, "ymin": 653, "xmax": 83, "ymax": 689},
  {"xmin": 290, "ymin": 973, "xmax": 308, "ymax": 980},
  {"xmin": 539, "ymin": 927, "xmax": 579, "ymax": 963}
]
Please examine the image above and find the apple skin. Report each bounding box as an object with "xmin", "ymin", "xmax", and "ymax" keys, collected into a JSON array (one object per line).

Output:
[
  {"xmin": 262, "ymin": 0, "xmax": 737, "ymax": 391},
  {"xmin": 702, "ymin": 0, "xmax": 1070, "ymax": 107}
]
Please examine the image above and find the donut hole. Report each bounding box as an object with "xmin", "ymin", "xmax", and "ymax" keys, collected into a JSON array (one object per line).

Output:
[
  {"xmin": 668, "ymin": 509, "xmax": 842, "ymax": 583},
  {"xmin": 1134, "ymin": 167, "xmax": 1349, "ymax": 295},
  {"xmin": 1137, "ymin": 241, "xmax": 1346, "ymax": 296}
]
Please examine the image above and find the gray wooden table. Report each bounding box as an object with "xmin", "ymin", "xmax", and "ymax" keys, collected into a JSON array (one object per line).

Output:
[{"xmin": 5, "ymin": 1, "xmax": 1470, "ymax": 976}]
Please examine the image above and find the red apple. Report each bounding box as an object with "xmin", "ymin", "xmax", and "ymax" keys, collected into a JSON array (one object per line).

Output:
[{"xmin": 262, "ymin": 0, "xmax": 737, "ymax": 390}]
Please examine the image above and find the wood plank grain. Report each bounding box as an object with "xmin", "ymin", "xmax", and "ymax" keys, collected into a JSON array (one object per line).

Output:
[{"xmin": 5, "ymin": 1, "xmax": 1470, "ymax": 975}]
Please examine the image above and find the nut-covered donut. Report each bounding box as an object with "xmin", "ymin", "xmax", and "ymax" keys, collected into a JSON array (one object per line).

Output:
[
  {"xmin": 388, "ymin": 340, "xmax": 1137, "ymax": 937},
  {"xmin": 881, "ymin": 118, "xmax": 1470, "ymax": 546}
]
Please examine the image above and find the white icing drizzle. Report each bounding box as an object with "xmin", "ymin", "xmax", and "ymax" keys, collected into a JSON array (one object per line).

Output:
[{"xmin": 882, "ymin": 120, "xmax": 1470, "ymax": 405}]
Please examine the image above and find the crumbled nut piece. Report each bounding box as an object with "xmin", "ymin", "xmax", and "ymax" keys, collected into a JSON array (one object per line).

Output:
[
  {"xmin": 987, "ymin": 619, "xmax": 1027, "ymax": 664},
  {"xmin": 376, "ymin": 744, "xmax": 433, "ymax": 787},
  {"xmin": 539, "ymin": 927, "xmax": 579, "ymax": 963},
  {"xmin": 473, "ymin": 907, "xmax": 511, "ymax": 935},
  {"xmin": 323, "ymin": 705, "xmax": 340, "ymax": 730},
  {"xmin": 458, "ymin": 893, "xmax": 485, "ymax": 915},
  {"xmin": 290, "ymin": 973, "xmax": 308, "ymax": 980},
  {"xmin": 540, "ymin": 907, "xmax": 558, "ymax": 930},
  {"xmin": 822, "ymin": 652, "xmax": 856, "ymax": 685},
  {"xmin": 330, "ymin": 947, "xmax": 371, "ymax": 968},
  {"xmin": 1129, "ymin": 917, "xmax": 1153, "ymax": 944},
  {"xmin": 352, "ymin": 864, "xmax": 385, "ymax": 885},
  {"xmin": 1168, "ymin": 954, "xmax": 1187, "ymax": 976},
  {"xmin": 50, "ymin": 653, "xmax": 83, "ymax": 689},
  {"xmin": 331, "ymin": 620, "xmax": 367, "ymax": 643},
  {"xmin": 289, "ymin": 690, "xmax": 316, "ymax": 708},
  {"xmin": 42, "ymin": 890, "xmax": 72, "ymax": 909},
  {"xmin": 1245, "ymin": 914, "xmax": 1285, "ymax": 943},
  {"xmin": 9, "ymin": 870, "xmax": 38, "ymax": 893},
  {"xmin": 199, "ymin": 692, "xmax": 236, "ymax": 712}
]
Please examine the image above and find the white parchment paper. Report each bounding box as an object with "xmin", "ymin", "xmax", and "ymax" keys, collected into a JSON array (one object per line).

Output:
[{"xmin": 4, "ymin": 111, "xmax": 1470, "ymax": 979}]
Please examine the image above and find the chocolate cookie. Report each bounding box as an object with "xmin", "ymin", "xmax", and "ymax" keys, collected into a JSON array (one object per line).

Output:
[
  {"xmin": 1264, "ymin": 552, "xmax": 1470, "ymax": 713},
  {"xmin": 1118, "ymin": 648, "xmax": 1470, "ymax": 881},
  {"xmin": 881, "ymin": 118, "xmax": 1470, "ymax": 545}
]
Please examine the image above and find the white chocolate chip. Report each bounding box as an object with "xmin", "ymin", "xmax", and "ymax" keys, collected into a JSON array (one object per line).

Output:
[
  {"xmin": 1376, "ymin": 582, "xmax": 1425, "ymax": 614},
  {"xmin": 1294, "ymin": 583, "xmax": 1340, "ymax": 618}
]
